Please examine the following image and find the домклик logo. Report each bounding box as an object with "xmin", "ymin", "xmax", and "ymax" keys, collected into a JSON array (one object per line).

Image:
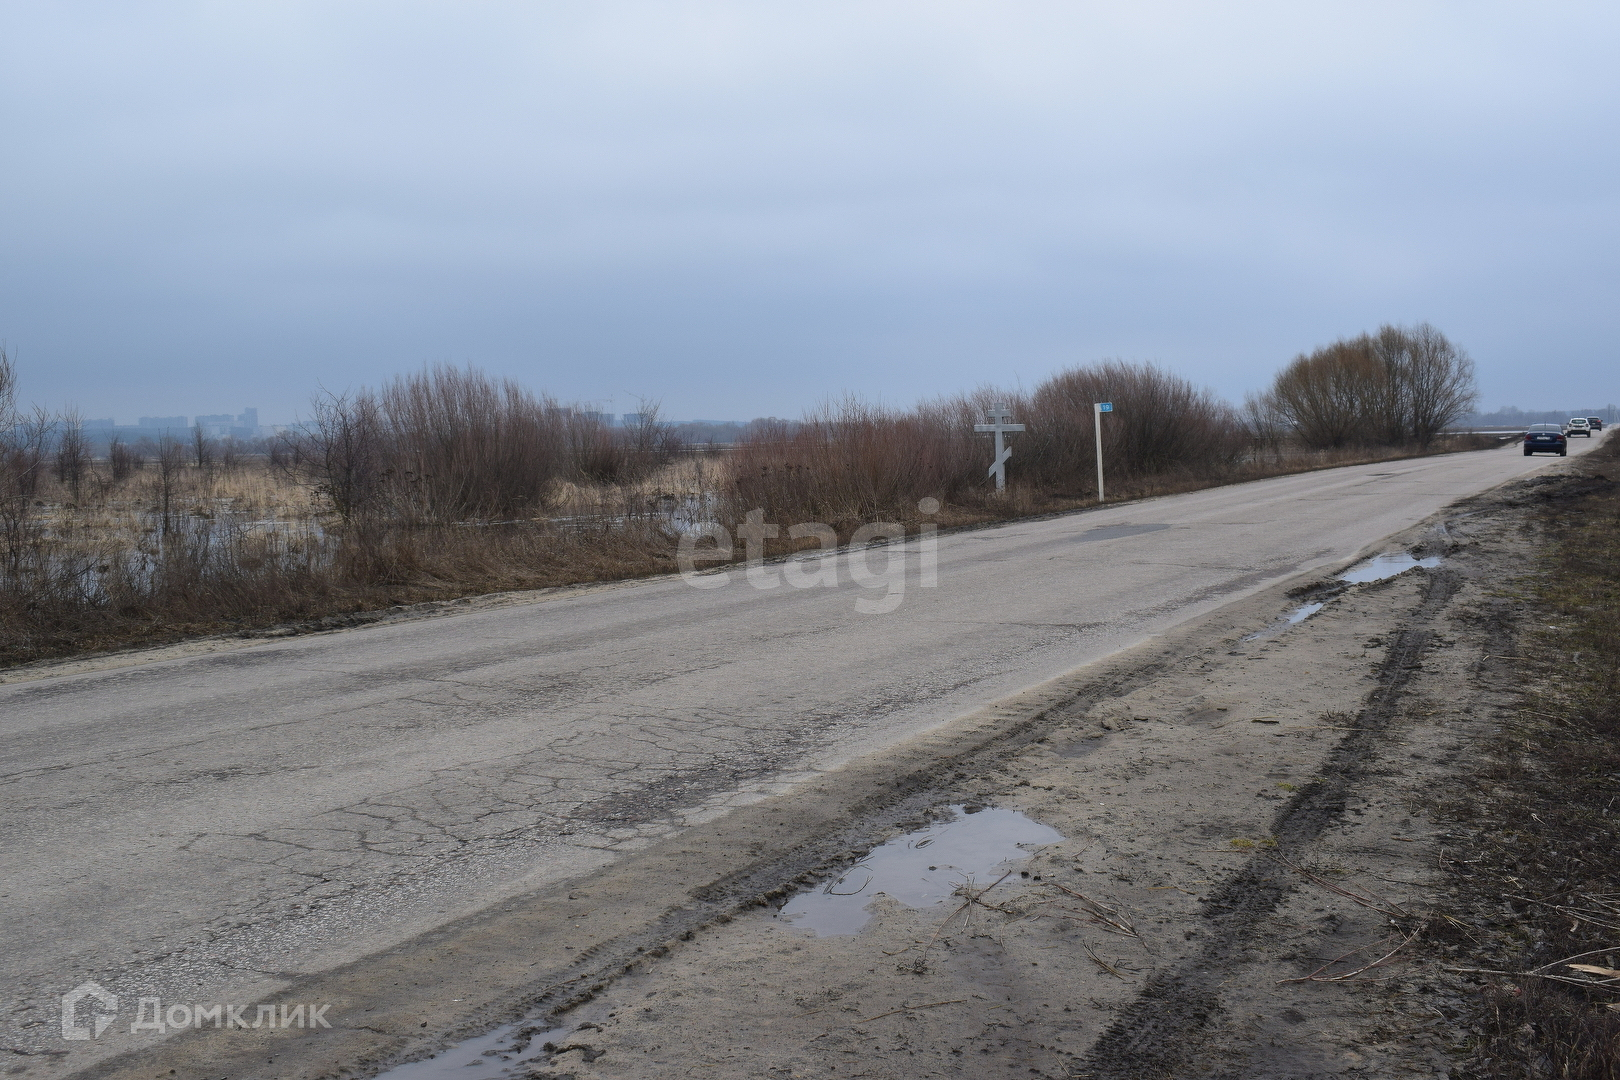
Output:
[{"xmin": 61, "ymin": 982, "xmax": 118, "ymax": 1040}]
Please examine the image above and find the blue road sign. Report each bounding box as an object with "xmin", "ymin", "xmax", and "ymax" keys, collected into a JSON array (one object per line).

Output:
[{"xmin": 1097, "ymin": 402, "xmax": 1113, "ymax": 412}]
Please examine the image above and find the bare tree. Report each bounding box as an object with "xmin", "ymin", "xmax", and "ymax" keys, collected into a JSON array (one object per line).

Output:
[
  {"xmin": 1266, "ymin": 324, "xmax": 1476, "ymax": 449},
  {"xmin": 0, "ymin": 348, "xmax": 49, "ymax": 578},
  {"xmin": 152, "ymin": 435, "xmax": 187, "ymax": 535},
  {"xmin": 1390, "ymin": 323, "xmax": 1478, "ymax": 444},
  {"xmin": 1269, "ymin": 338, "xmax": 1384, "ymax": 449},
  {"xmin": 1241, "ymin": 390, "xmax": 1288, "ymax": 458},
  {"xmin": 303, "ymin": 390, "xmax": 387, "ymax": 522},
  {"xmin": 54, "ymin": 410, "xmax": 92, "ymax": 501},
  {"xmin": 191, "ymin": 425, "xmax": 215, "ymax": 472}
]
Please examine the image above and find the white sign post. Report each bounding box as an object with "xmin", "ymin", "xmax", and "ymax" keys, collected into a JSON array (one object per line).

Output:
[
  {"xmin": 974, "ymin": 402, "xmax": 1025, "ymax": 493},
  {"xmin": 1094, "ymin": 402, "xmax": 1112, "ymax": 501}
]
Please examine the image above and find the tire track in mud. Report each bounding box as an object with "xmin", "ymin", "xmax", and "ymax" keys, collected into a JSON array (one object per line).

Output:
[{"xmin": 1074, "ymin": 568, "xmax": 1462, "ymax": 1079}]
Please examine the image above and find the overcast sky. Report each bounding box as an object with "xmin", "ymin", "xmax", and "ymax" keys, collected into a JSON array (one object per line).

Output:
[{"xmin": 3, "ymin": 2, "xmax": 1617, "ymax": 423}]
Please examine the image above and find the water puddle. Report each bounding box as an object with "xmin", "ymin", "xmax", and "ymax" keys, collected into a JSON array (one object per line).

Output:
[
  {"xmin": 372, "ymin": 1022, "xmax": 573, "ymax": 1080},
  {"xmin": 778, "ymin": 806, "xmax": 1063, "ymax": 936},
  {"xmin": 1286, "ymin": 601, "xmax": 1324, "ymax": 624},
  {"xmin": 1337, "ymin": 551, "xmax": 1443, "ymax": 584},
  {"xmin": 1247, "ymin": 551, "xmax": 1444, "ymax": 639}
]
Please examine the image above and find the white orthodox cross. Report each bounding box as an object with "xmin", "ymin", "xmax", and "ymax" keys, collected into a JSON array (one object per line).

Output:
[{"xmin": 974, "ymin": 402, "xmax": 1025, "ymax": 492}]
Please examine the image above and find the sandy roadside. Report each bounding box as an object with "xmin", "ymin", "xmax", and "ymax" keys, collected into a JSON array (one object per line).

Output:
[{"xmin": 478, "ymin": 477, "xmax": 1560, "ymax": 1079}]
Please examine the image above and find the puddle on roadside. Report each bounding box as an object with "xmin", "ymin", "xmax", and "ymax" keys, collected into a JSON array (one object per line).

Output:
[
  {"xmin": 777, "ymin": 806, "xmax": 1064, "ymax": 936},
  {"xmin": 371, "ymin": 1021, "xmax": 573, "ymax": 1080},
  {"xmin": 1285, "ymin": 601, "xmax": 1324, "ymax": 624},
  {"xmin": 1337, "ymin": 551, "xmax": 1443, "ymax": 584},
  {"xmin": 1246, "ymin": 552, "xmax": 1445, "ymax": 640}
]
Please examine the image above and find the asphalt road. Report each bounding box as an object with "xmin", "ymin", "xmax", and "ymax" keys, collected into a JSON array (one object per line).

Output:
[{"xmin": 0, "ymin": 437, "xmax": 1600, "ymax": 1065}]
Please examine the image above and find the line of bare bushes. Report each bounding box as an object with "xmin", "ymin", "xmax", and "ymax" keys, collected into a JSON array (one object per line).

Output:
[
  {"xmin": 728, "ymin": 335, "xmax": 1479, "ymax": 535},
  {"xmin": 0, "ymin": 326, "xmax": 1492, "ymax": 666}
]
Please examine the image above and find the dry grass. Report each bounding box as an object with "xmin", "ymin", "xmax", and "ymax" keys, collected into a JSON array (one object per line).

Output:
[
  {"xmin": 1431, "ymin": 436, "xmax": 1620, "ymax": 1079},
  {"xmin": 0, "ymin": 454, "xmax": 700, "ymax": 666}
]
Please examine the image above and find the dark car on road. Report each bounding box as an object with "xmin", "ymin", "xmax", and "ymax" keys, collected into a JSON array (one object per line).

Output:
[
  {"xmin": 1524, "ymin": 424, "xmax": 1568, "ymax": 456},
  {"xmin": 1589, "ymin": 416, "xmax": 1605, "ymax": 431}
]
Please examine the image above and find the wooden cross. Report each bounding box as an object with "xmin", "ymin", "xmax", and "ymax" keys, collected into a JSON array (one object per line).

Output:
[{"xmin": 974, "ymin": 402, "xmax": 1025, "ymax": 492}]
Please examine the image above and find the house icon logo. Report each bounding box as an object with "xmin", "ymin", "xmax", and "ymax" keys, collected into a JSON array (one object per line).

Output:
[{"xmin": 61, "ymin": 982, "xmax": 118, "ymax": 1040}]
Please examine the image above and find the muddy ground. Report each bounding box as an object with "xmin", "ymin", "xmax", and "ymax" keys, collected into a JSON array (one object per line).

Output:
[{"xmin": 463, "ymin": 475, "xmax": 1601, "ymax": 1079}]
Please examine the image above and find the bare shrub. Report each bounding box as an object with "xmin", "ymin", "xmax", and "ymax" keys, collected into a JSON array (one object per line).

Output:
[
  {"xmin": 1241, "ymin": 390, "xmax": 1289, "ymax": 460},
  {"xmin": 1386, "ymin": 323, "xmax": 1478, "ymax": 445},
  {"xmin": 1265, "ymin": 323, "xmax": 1477, "ymax": 449},
  {"xmin": 191, "ymin": 425, "xmax": 215, "ymax": 472},
  {"xmin": 617, "ymin": 400, "xmax": 684, "ymax": 482},
  {"xmin": 1021, "ymin": 362, "xmax": 1243, "ymax": 493},
  {"xmin": 54, "ymin": 411, "xmax": 94, "ymax": 501},
  {"xmin": 298, "ymin": 366, "xmax": 681, "ymax": 524},
  {"xmin": 0, "ymin": 348, "xmax": 49, "ymax": 580},
  {"xmin": 727, "ymin": 395, "xmax": 983, "ymax": 528},
  {"xmin": 218, "ymin": 438, "xmax": 243, "ymax": 474},
  {"xmin": 305, "ymin": 390, "xmax": 387, "ymax": 522},
  {"xmin": 108, "ymin": 435, "xmax": 142, "ymax": 483},
  {"xmin": 728, "ymin": 363, "xmax": 1244, "ymax": 530}
]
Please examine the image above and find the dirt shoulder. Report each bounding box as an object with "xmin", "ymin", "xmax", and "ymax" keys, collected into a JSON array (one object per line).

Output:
[
  {"xmin": 60, "ymin": 453, "xmax": 1608, "ymax": 1080},
  {"xmin": 441, "ymin": 463, "xmax": 1613, "ymax": 1078}
]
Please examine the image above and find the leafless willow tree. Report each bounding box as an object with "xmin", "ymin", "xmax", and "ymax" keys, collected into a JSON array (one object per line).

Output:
[
  {"xmin": 1386, "ymin": 323, "xmax": 1478, "ymax": 445},
  {"xmin": 54, "ymin": 410, "xmax": 92, "ymax": 501},
  {"xmin": 1263, "ymin": 323, "xmax": 1477, "ymax": 449}
]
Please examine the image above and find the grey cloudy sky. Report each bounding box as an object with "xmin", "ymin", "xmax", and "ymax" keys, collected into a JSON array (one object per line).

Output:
[{"xmin": 3, "ymin": 2, "xmax": 1617, "ymax": 423}]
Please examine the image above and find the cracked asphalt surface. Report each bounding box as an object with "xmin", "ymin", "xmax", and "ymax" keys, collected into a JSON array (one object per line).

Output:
[{"xmin": 0, "ymin": 440, "xmax": 1596, "ymax": 1074}]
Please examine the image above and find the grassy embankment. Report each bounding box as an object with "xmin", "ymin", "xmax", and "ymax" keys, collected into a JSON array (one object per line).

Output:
[{"xmin": 1436, "ymin": 434, "xmax": 1620, "ymax": 1079}]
